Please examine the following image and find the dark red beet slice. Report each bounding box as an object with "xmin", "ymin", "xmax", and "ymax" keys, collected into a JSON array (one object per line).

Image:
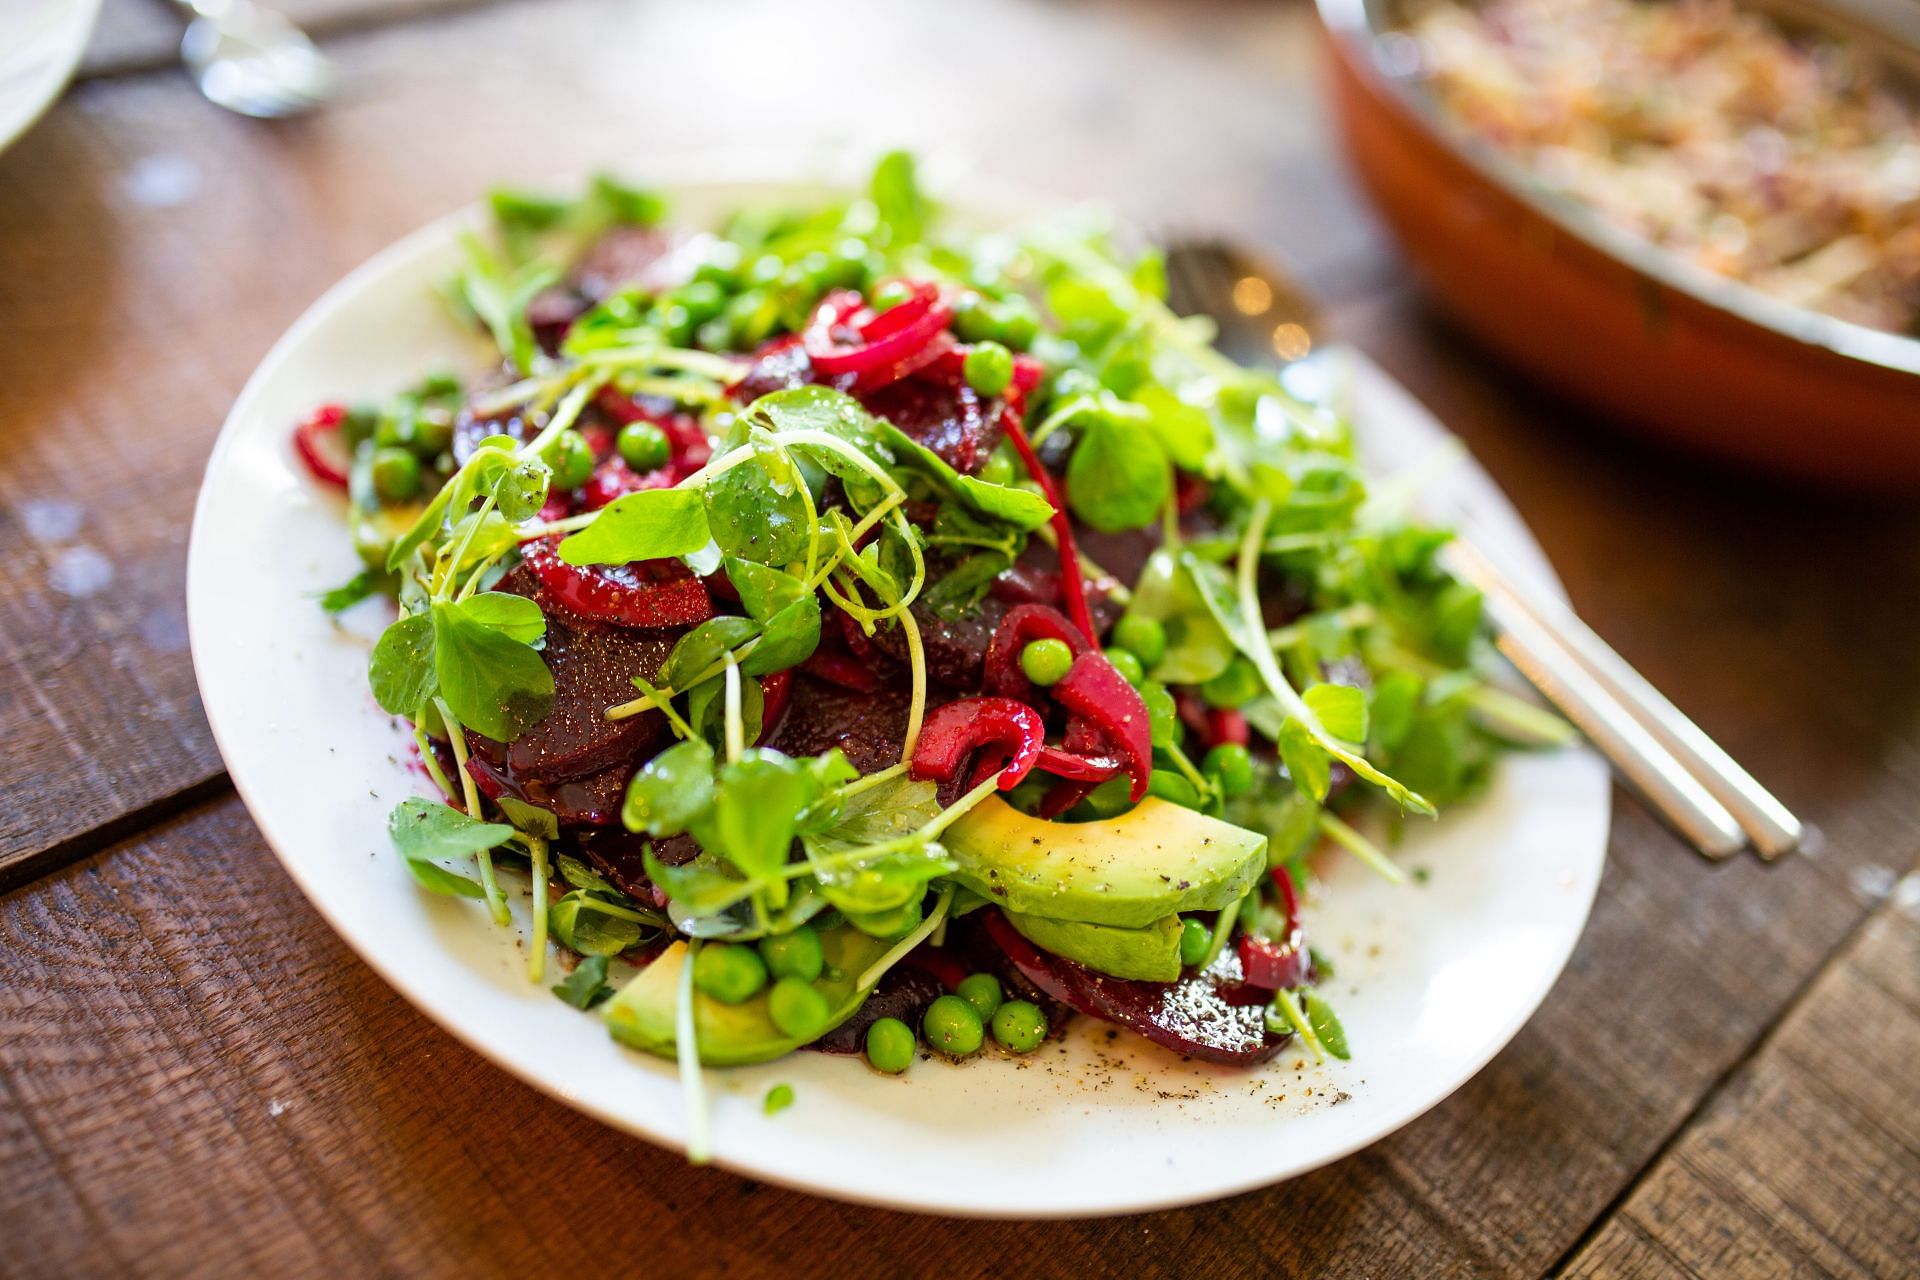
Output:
[
  {"xmin": 731, "ymin": 334, "xmax": 822, "ymax": 403},
  {"xmin": 570, "ymin": 226, "xmax": 675, "ymax": 300},
  {"xmin": 862, "ymin": 372, "xmax": 995, "ymax": 475},
  {"xmin": 465, "ymin": 566, "xmax": 678, "ymax": 783},
  {"xmin": 866, "ymin": 588, "xmax": 1009, "ymax": 691},
  {"xmin": 572, "ymin": 829, "xmax": 699, "ymax": 905},
  {"xmin": 812, "ymin": 964, "xmax": 945, "ymax": 1056},
  {"xmin": 465, "ymin": 752, "xmax": 630, "ymax": 826},
  {"xmin": 983, "ymin": 910, "xmax": 1288, "ymax": 1066},
  {"xmin": 761, "ymin": 673, "xmax": 918, "ymax": 775}
]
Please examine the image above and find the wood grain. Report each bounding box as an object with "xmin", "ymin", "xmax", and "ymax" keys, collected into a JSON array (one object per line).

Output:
[
  {"xmin": 1, "ymin": 0, "xmax": 1918, "ymax": 1274},
  {"xmin": 1564, "ymin": 886, "xmax": 1920, "ymax": 1279}
]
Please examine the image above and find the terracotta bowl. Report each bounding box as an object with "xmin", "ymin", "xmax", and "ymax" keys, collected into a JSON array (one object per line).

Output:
[{"xmin": 1317, "ymin": 0, "xmax": 1920, "ymax": 491}]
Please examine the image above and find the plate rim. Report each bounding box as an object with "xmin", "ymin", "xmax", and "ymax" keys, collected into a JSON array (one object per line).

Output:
[{"xmin": 187, "ymin": 161, "xmax": 1609, "ymax": 1216}]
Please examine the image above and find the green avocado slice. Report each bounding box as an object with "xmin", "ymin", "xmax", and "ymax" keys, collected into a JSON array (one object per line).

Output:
[
  {"xmin": 1004, "ymin": 910, "xmax": 1184, "ymax": 982},
  {"xmin": 943, "ymin": 796, "xmax": 1267, "ymax": 928},
  {"xmin": 603, "ymin": 925, "xmax": 893, "ymax": 1066}
]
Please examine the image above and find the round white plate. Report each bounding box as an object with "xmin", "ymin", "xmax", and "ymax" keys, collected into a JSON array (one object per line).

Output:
[
  {"xmin": 0, "ymin": 0, "xmax": 101, "ymax": 158},
  {"xmin": 188, "ymin": 163, "xmax": 1609, "ymax": 1217}
]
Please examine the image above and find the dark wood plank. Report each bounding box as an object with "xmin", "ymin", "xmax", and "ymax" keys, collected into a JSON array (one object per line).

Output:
[
  {"xmin": 0, "ymin": 0, "xmax": 1382, "ymax": 889},
  {"xmin": 1564, "ymin": 883, "xmax": 1920, "ymax": 1280}
]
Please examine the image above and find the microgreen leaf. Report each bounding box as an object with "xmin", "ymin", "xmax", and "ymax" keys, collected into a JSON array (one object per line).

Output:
[
  {"xmin": 622, "ymin": 738, "xmax": 716, "ymax": 836},
  {"xmin": 494, "ymin": 793, "xmax": 559, "ymax": 840},
  {"xmin": 738, "ymin": 596, "xmax": 820, "ymax": 677},
  {"xmin": 869, "ymin": 149, "xmax": 929, "ymax": 245},
  {"xmin": 455, "ymin": 232, "xmax": 559, "ymax": 373},
  {"xmin": 706, "ymin": 750, "xmax": 819, "ymax": 882},
  {"xmin": 454, "ymin": 592, "xmax": 547, "ymax": 646},
  {"xmin": 387, "ymin": 796, "xmax": 513, "ymax": 897},
  {"xmin": 1301, "ymin": 992, "xmax": 1351, "ymax": 1060},
  {"xmin": 1303, "ymin": 682, "xmax": 1368, "ymax": 744},
  {"xmin": 662, "ymin": 616, "xmax": 760, "ymax": 689},
  {"xmin": 551, "ymin": 954, "xmax": 615, "ymax": 1009},
  {"xmin": 1276, "ymin": 717, "xmax": 1331, "ymax": 803},
  {"xmin": 368, "ymin": 613, "xmax": 438, "ymax": 716},
  {"xmin": 549, "ymin": 891, "xmax": 648, "ymax": 956},
  {"xmin": 1066, "ymin": 413, "xmax": 1171, "ymax": 532},
  {"xmin": 703, "ymin": 438, "xmax": 813, "ymax": 565},
  {"xmin": 557, "ymin": 488, "xmax": 712, "ymax": 565},
  {"xmin": 430, "ymin": 601, "xmax": 554, "ymax": 742},
  {"xmin": 318, "ymin": 569, "xmax": 378, "ymax": 613},
  {"xmin": 724, "ymin": 557, "xmax": 808, "ymax": 622}
]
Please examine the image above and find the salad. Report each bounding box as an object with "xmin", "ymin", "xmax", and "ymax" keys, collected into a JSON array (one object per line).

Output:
[{"xmin": 296, "ymin": 154, "xmax": 1564, "ymax": 1158}]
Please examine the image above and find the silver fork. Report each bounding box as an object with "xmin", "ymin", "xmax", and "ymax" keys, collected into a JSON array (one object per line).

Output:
[
  {"xmin": 1162, "ymin": 238, "xmax": 1800, "ymax": 861},
  {"xmin": 169, "ymin": 0, "xmax": 335, "ymax": 119}
]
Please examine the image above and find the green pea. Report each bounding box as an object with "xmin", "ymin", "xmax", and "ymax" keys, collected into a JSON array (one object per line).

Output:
[
  {"xmin": 1201, "ymin": 656, "xmax": 1263, "ymax": 708},
  {"xmin": 955, "ymin": 973, "xmax": 1004, "ymax": 1020},
  {"xmin": 1204, "ymin": 742, "xmax": 1255, "ymax": 798},
  {"xmin": 767, "ymin": 977, "xmax": 832, "ymax": 1040},
  {"xmin": 1178, "ymin": 917, "xmax": 1211, "ymax": 968},
  {"xmin": 759, "ymin": 925, "xmax": 824, "ymax": 983},
  {"xmin": 617, "ymin": 422, "xmax": 671, "ymax": 472},
  {"xmin": 963, "ymin": 341, "xmax": 1014, "ymax": 397},
  {"xmin": 1105, "ymin": 648, "xmax": 1146, "ymax": 686},
  {"xmin": 410, "ymin": 409, "xmax": 454, "ymax": 458},
  {"xmin": 869, "ymin": 279, "xmax": 913, "ymax": 313},
  {"xmin": 951, "ymin": 292, "xmax": 994, "ymax": 343},
  {"xmin": 922, "ymin": 994, "xmax": 984, "ymax": 1058},
  {"xmin": 547, "ymin": 430, "xmax": 594, "ymax": 490},
  {"xmin": 342, "ymin": 405, "xmax": 380, "ymax": 447},
  {"xmin": 990, "ymin": 1000, "xmax": 1048, "ymax": 1053},
  {"xmin": 1113, "ymin": 614, "xmax": 1167, "ymax": 666},
  {"xmin": 865, "ymin": 1016, "xmax": 916, "ymax": 1074},
  {"xmin": 675, "ymin": 280, "xmax": 726, "ymax": 325},
  {"xmin": 693, "ymin": 944, "xmax": 767, "ymax": 1005},
  {"xmin": 1147, "ymin": 769, "xmax": 1201, "ymax": 809},
  {"xmin": 373, "ymin": 409, "xmax": 413, "ymax": 449},
  {"xmin": 996, "ymin": 297, "xmax": 1041, "ymax": 351},
  {"xmin": 1020, "ymin": 638, "xmax": 1074, "ymax": 686},
  {"xmin": 977, "ymin": 445, "xmax": 1016, "ymax": 487},
  {"xmin": 1140, "ymin": 680, "xmax": 1179, "ymax": 750},
  {"xmin": 370, "ymin": 446, "xmax": 421, "ymax": 503}
]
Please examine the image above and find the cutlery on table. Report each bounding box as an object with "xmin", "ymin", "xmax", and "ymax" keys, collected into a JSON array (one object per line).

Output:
[
  {"xmin": 167, "ymin": 0, "xmax": 334, "ymax": 119},
  {"xmin": 1162, "ymin": 239, "xmax": 1800, "ymax": 861}
]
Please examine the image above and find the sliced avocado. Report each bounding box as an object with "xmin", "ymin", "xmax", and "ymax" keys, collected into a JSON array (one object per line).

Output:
[
  {"xmin": 603, "ymin": 924, "xmax": 893, "ymax": 1066},
  {"xmin": 943, "ymin": 796, "xmax": 1266, "ymax": 928},
  {"xmin": 1005, "ymin": 910, "xmax": 1183, "ymax": 982}
]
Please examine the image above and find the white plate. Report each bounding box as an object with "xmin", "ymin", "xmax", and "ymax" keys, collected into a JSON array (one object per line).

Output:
[
  {"xmin": 0, "ymin": 0, "xmax": 101, "ymax": 157},
  {"xmin": 188, "ymin": 163, "xmax": 1609, "ymax": 1217}
]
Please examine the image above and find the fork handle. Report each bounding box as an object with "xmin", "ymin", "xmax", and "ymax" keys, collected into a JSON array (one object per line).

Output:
[
  {"xmin": 1451, "ymin": 543, "xmax": 1800, "ymax": 859},
  {"xmin": 1458, "ymin": 558, "xmax": 1748, "ymax": 859}
]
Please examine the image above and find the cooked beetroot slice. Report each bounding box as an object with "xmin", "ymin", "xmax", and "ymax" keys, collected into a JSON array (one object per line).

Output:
[
  {"xmin": 571, "ymin": 226, "xmax": 675, "ymax": 300},
  {"xmin": 465, "ymin": 752, "xmax": 629, "ymax": 826},
  {"xmin": 812, "ymin": 964, "xmax": 945, "ymax": 1056},
  {"xmin": 465, "ymin": 566, "xmax": 677, "ymax": 783},
  {"xmin": 762, "ymin": 673, "xmax": 918, "ymax": 775},
  {"xmin": 521, "ymin": 538, "xmax": 714, "ymax": 629},
  {"xmin": 866, "ymin": 589, "xmax": 1008, "ymax": 691},
  {"xmin": 862, "ymin": 373, "xmax": 996, "ymax": 475},
  {"xmin": 983, "ymin": 910, "xmax": 1288, "ymax": 1066}
]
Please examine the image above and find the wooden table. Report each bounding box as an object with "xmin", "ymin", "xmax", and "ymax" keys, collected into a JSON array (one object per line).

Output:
[{"xmin": 2, "ymin": 0, "xmax": 1916, "ymax": 1274}]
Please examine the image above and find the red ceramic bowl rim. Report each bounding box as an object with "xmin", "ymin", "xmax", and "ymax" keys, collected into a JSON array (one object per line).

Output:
[{"xmin": 1315, "ymin": 0, "xmax": 1920, "ymax": 380}]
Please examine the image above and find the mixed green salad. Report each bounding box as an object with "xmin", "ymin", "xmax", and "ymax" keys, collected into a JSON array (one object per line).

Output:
[{"xmin": 298, "ymin": 153, "xmax": 1567, "ymax": 1159}]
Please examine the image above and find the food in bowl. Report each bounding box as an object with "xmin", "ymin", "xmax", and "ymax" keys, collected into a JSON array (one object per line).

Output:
[
  {"xmin": 292, "ymin": 154, "xmax": 1562, "ymax": 1158},
  {"xmin": 1400, "ymin": 0, "xmax": 1920, "ymax": 335}
]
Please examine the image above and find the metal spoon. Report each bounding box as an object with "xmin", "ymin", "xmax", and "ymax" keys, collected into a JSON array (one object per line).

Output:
[{"xmin": 170, "ymin": 0, "xmax": 334, "ymax": 119}]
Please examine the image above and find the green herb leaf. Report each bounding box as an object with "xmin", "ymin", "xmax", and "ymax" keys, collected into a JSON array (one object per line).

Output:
[
  {"xmin": 662, "ymin": 616, "xmax": 761, "ymax": 689},
  {"xmin": 558, "ymin": 488, "xmax": 712, "ymax": 565},
  {"xmin": 1303, "ymin": 682, "xmax": 1368, "ymax": 744},
  {"xmin": 454, "ymin": 591, "xmax": 547, "ymax": 646},
  {"xmin": 622, "ymin": 738, "xmax": 716, "ymax": 836},
  {"xmin": 556, "ymin": 852, "xmax": 615, "ymax": 892},
  {"xmin": 430, "ymin": 601, "xmax": 555, "ymax": 742},
  {"xmin": 763, "ymin": 1083, "xmax": 796, "ymax": 1116},
  {"xmin": 869, "ymin": 150, "xmax": 929, "ymax": 245},
  {"xmin": 643, "ymin": 844, "xmax": 758, "ymax": 915},
  {"xmin": 1301, "ymin": 992, "xmax": 1351, "ymax": 1060},
  {"xmin": 725, "ymin": 557, "xmax": 808, "ymax": 622},
  {"xmin": 385, "ymin": 481, "xmax": 454, "ymax": 572},
  {"xmin": 738, "ymin": 596, "xmax": 820, "ymax": 677},
  {"xmin": 1066, "ymin": 414, "xmax": 1171, "ymax": 532},
  {"xmin": 551, "ymin": 954, "xmax": 615, "ymax": 1009},
  {"xmin": 707, "ymin": 750, "xmax": 818, "ymax": 881},
  {"xmin": 455, "ymin": 232, "xmax": 559, "ymax": 373},
  {"xmin": 1276, "ymin": 716, "xmax": 1330, "ymax": 803},
  {"xmin": 703, "ymin": 439, "xmax": 813, "ymax": 565},
  {"xmin": 549, "ymin": 891, "xmax": 647, "ymax": 957},
  {"xmin": 1369, "ymin": 671, "xmax": 1422, "ymax": 753},
  {"xmin": 494, "ymin": 793, "xmax": 559, "ymax": 840},
  {"xmin": 368, "ymin": 613, "xmax": 438, "ymax": 716},
  {"xmin": 387, "ymin": 796, "xmax": 512, "ymax": 897},
  {"xmin": 318, "ymin": 569, "xmax": 378, "ymax": 613},
  {"xmin": 801, "ymin": 775, "xmax": 952, "ymax": 914}
]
